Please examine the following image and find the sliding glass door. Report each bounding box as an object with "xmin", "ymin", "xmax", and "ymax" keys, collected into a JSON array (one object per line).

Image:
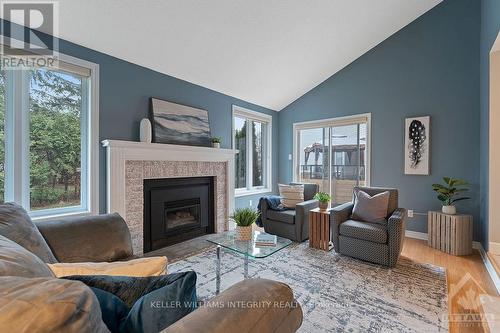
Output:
[
  {"xmin": 296, "ymin": 127, "xmax": 329, "ymax": 193},
  {"xmin": 330, "ymin": 123, "xmax": 367, "ymax": 204},
  {"xmin": 294, "ymin": 114, "xmax": 370, "ymax": 205}
]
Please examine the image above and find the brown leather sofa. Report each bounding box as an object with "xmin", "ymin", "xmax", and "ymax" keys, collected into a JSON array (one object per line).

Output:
[{"xmin": 1, "ymin": 210, "xmax": 303, "ymax": 333}]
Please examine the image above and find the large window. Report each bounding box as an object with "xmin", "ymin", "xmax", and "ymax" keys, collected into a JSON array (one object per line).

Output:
[
  {"xmin": 233, "ymin": 106, "xmax": 272, "ymax": 196},
  {"xmin": 0, "ymin": 54, "xmax": 99, "ymax": 218},
  {"xmin": 293, "ymin": 114, "xmax": 370, "ymax": 205}
]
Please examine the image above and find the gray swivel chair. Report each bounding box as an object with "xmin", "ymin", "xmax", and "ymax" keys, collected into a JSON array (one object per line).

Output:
[
  {"xmin": 330, "ymin": 187, "xmax": 407, "ymax": 267},
  {"xmin": 260, "ymin": 183, "xmax": 319, "ymax": 242}
]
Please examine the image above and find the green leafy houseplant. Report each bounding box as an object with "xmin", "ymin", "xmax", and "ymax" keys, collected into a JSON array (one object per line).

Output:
[
  {"xmin": 232, "ymin": 208, "xmax": 260, "ymax": 226},
  {"xmin": 231, "ymin": 208, "xmax": 260, "ymax": 241},
  {"xmin": 314, "ymin": 192, "xmax": 331, "ymax": 210},
  {"xmin": 432, "ymin": 177, "xmax": 470, "ymax": 214},
  {"xmin": 211, "ymin": 137, "xmax": 221, "ymax": 148}
]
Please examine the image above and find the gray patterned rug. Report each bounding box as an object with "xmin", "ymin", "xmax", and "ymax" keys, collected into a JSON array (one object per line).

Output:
[{"xmin": 168, "ymin": 242, "xmax": 448, "ymax": 332}]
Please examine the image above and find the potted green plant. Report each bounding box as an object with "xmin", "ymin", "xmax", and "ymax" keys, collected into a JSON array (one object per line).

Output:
[
  {"xmin": 432, "ymin": 177, "xmax": 470, "ymax": 215},
  {"xmin": 231, "ymin": 208, "xmax": 260, "ymax": 241},
  {"xmin": 314, "ymin": 192, "xmax": 332, "ymax": 211},
  {"xmin": 211, "ymin": 137, "xmax": 221, "ymax": 148}
]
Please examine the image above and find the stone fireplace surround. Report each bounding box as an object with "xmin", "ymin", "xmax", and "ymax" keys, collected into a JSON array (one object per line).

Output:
[{"xmin": 102, "ymin": 140, "xmax": 238, "ymax": 255}]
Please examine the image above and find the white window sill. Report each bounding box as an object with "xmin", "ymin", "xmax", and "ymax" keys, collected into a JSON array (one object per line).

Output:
[
  {"xmin": 235, "ymin": 188, "xmax": 273, "ymax": 198},
  {"xmin": 31, "ymin": 209, "xmax": 96, "ymax": 222}
]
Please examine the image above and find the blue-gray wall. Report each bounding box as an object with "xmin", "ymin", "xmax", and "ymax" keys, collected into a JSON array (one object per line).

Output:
[
  {"xmin": 3, "ymin": 0, "xmax": 495, "ymax": 243},
  {"xmin": 278, "ymin": 0, "xmax": 481, "ymax": 239},
  {"xmin": 0, "ymin": 20, "xmax": 278, "ymax": 212},
  {"xmin": 479, "ymin": 0, "xmax": 500, "ymax": 249}
]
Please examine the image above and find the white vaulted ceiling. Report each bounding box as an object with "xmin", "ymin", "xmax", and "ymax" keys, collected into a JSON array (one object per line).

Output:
[{"xmin": 14, "ymin": 0, "xmax": 442, "ymax": 110}]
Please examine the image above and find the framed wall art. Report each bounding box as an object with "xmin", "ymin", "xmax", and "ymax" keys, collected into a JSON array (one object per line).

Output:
[
  {"xmin": 404, "ymin": 116, "xmax": 430, "ymax": 175},
  {"xmin": 150, "ymin": 98, "xmax": 212, "ymax": 147}
]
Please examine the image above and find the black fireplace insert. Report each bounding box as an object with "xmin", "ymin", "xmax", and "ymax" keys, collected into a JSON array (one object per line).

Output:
[{"xmin": 143, "ymin": 177, "xmax": 215, "ymax": 252}]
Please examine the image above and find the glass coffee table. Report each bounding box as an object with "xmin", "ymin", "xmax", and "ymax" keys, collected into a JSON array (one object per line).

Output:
[{"xmin": 207, "ymin": 230, "xmax": 292, "ymax": 294}]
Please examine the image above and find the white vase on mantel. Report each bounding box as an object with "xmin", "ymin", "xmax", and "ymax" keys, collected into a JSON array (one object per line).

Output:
[
  {"xmin": 442, "ymin": 205, "xmax": 456, "ymax": 215},
  {"xmin": 140, "ymin": 118, "xmax": 152, "ymax": 143}
]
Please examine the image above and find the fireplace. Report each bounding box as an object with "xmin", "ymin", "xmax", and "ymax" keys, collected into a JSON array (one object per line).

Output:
[{"xmin": 143, "ymin": 177, "xmax": 215, "ymax": 252}]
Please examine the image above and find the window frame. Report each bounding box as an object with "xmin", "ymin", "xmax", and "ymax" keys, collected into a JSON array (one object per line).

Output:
[
  {"xmin": 292, "ymin": 113, "xmax": 371, "ymax": 187},
  {"xmin": 1, "ymin": 45, "xmax": 99, "ymax": 220},
  {"xmin": 232, "ymin": 105, "xmax": 272, "ymax": 197}
]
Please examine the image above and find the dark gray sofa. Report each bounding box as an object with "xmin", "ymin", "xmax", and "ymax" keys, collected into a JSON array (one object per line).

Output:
[
  {"xmin": 330, "ymin": 186, "xmax": 407, "ymax": 267},
  {"xmin": 260, "ymin": 183, "xmax": 319, "ymax": 242}
]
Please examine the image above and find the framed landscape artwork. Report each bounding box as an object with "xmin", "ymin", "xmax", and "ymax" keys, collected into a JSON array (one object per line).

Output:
[
  {"xmin": 404, "ymin": 116, "xmax": 430, "ymax": 175},
  {"xmin": 150, "ymin": 98, "xmax": 212, "ymax": 147}
]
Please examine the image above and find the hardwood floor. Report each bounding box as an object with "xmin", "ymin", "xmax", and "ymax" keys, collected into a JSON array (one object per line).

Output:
[{"xmin": 401, "ymin": 238, "xmax": 499, "ymax": 333}]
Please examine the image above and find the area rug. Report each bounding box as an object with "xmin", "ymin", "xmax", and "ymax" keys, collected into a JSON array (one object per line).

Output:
[{"xmin": 168, "ymin": 242, "xmax": 448, "ymax": 332}]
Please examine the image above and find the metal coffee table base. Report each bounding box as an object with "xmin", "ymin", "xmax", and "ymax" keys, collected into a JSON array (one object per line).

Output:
[{"xmin": 216, "ymin": 245, "xmax": 249, "ymax": 294}]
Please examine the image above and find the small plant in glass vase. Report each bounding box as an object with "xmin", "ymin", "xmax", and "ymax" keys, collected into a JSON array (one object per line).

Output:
[
  {"xmin": 211, "ymin": 137, "xmax": 221, "ymax": 148},
  {"xmin": 432, "ymin": 177, "xmax": 470, "ymax": 215},
  {"xmin": 231, "ymin": 208, "xmax": 260, "ymax": 241},
  {"xmin": 314, "ymin": 192, "xmax": 332, "ymax": 211}
]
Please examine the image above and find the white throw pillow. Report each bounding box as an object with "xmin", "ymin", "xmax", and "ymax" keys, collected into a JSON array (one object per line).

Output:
[
  {"xmin": 48, "ymin": 256, "xmax": 168, "ymax": 277},
  {"xmin": 279, "ymin": 184, "xmax": 304, "ymax": 209}
]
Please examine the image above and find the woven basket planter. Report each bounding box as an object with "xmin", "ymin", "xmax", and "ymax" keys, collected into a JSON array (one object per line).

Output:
[{"xmin": 235, "ymin": 225, "xmax": 252, "ymax": 241}]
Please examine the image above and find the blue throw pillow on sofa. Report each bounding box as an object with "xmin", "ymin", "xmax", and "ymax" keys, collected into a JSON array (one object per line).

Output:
[
  {"xmin": 64, "ymin": 271, "xmax": 197, "ymax": 333},
  {"xmin": 90, "ymin": 287, "xmax": 129, "ymax": 332}
]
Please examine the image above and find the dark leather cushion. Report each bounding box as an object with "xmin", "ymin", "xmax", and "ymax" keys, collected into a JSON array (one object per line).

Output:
[
  {"xmin": 37, "ymin": 213, "xmax": 133, "ymax": 263},
  {"xmin": 339, "ymin": 220, "xmax": 388, "ymax": 244},
  {"xmin": 0, "ymin": 202, "xmax": 57, "ymax": 263},
  {"xmin": 0, "ymin": 234, "xmax": 55, "ymax": 278},
  {"xmin": 267, "ymin": 210, "xmax": 296, "ymax": 224}
]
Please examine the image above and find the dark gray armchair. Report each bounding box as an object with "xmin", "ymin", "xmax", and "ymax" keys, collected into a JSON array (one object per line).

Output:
[
  {"xmin": 260, "ymin": 183, "xmax": 319, "ymax": 242},
  {"xmin": 330, "ymin": 187, "xmax": 407, "ymax": 267}
]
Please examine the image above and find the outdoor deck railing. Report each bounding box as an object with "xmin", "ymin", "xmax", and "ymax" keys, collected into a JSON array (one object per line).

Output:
[{"xmin": 300, "ymin": 164, "xmax": 365, "ymax": 181}]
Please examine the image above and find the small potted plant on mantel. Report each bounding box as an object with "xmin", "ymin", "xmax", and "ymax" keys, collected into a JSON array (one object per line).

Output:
[
  {"xmin": 211, "ymin": 137, "xmax": 221, "ymax": 148},
  {"xmin": 314, "ymin": 192, "xmax": 332, "ymax": 211},
  {"xmin": 432, "ymin": 177, "xmax": 470, "ymax": 215},
  {"xmin": 231, "ymin": 208, "xmax": 260, "ymax": 241}
]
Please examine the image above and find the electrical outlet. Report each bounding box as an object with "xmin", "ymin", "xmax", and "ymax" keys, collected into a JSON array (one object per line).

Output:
[
  {"xmin": 249, "ymin": 200, "xmax": 252, "ymax": 207},
  {"xmin": 408, "ymin": 210, "xmax": 414, "ymax": 218},
  {"xmin": 288, "ymin": 154, "xmax": 292, "ymax": 160}
]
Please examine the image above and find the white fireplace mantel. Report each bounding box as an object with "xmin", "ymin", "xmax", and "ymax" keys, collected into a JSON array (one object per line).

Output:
[{"xmin": 102, "ymin": 139, "xmax": 238, "ymax": 224}]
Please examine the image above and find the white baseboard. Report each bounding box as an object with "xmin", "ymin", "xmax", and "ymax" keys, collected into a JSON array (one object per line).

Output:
[
  {"xmin": 476, "ymin": 243, "xmax": 500, "ymax": 294},
  {"xmin": 405, "ymin": 230, "xmax": 428, "ymax": 240},
  {"xmin": 489, "ymin": 241, "xmax": 500, "ymax": 255},
  {"xmin": 405, "ymin": 230, "xmax": 499, "ymax": 293},
  {"xmin": 473, "ymin": 241, "xmax": 483, "ymax": 250}
]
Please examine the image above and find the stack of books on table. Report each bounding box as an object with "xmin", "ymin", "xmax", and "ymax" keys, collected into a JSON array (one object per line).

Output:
[{"xmin": 254, "ymin": 233, "xmax": 277, "ymax": 247}]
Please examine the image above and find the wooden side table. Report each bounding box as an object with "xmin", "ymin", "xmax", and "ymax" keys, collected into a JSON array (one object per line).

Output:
[
  {"xmin": 309, "ymin": 208, "xmax": 333, "ymax": 251},
  {"xmin": 428, "ymin": 211, "xmax": 473, "ymax": 255}
]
